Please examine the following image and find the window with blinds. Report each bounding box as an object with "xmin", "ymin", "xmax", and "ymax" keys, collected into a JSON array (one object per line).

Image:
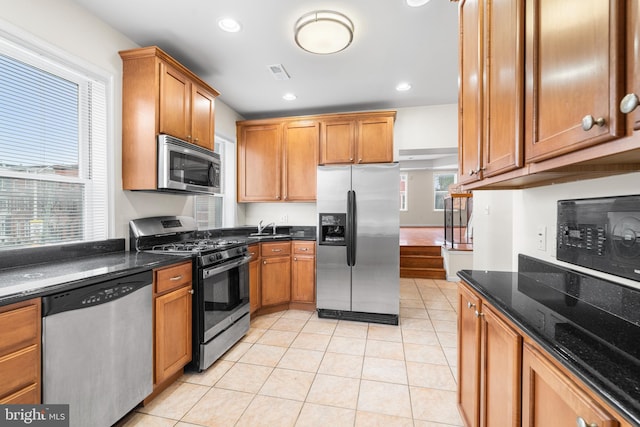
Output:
[{"xmin": 0, "ymin": 38, "xmax": 108, "ymax": 249}]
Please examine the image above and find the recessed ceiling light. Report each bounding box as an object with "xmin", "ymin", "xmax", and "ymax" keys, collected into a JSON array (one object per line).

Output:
[
  {"xmin": 406, "ymin": 0, "xmax": 431, "ymax": 6},
  {"xmin": 218, "ymin": 18, "xmax": 241, "ymax": 33},
  {"xmin": 283, "ymin": 93, "xmax": 297, "ymax": 101},
  {"xmin": 396, "ymin": 82, "xmax": 412, "ymax": 92}
]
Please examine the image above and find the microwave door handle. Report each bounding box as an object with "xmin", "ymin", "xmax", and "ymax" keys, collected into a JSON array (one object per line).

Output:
[
  {"xmin": 208, "ymin": 163, "xmax": 215, "ymax": 186},
  {"xmin": 202, "ymin": 255, "xmax": 252, "ymax": 279}
]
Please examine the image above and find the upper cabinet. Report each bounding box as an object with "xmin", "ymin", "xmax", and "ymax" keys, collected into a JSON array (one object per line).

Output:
[
  {"xmin": 119, "ymin": 46, "xmax": 219, "ymax": 190},
  {"xmin": 458, "ymin": 0, "xmax": 524, "ymax": 185},
  {"xmin": 524, "ymin": 0, "xmax": 625, "ymax": 163},
  {"xmin": 320, "ymin": 112, "xmax": 395, "ymax": 165},
  {"xmin": 458, "ymin": 0, "xmax": 640, "ymax": 190},
  {"xmin": 237, "ymin": 110, "xmax": 395, "ymax": 203}
]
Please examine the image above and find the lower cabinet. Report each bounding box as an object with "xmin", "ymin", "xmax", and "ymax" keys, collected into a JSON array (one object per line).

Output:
[
  {"xmin": 248, "ymin": 240, "xmax": 316, "ymax": 315},
  {"xmin": 152, "ymin": 261, "xmax": 193, "ymax": 390},
  {"xmin": 522, "ymin": 343, "xmax": 620, "ymax": 427},
  {"xmin": 457, "ymin": 283, "xmax": 521, "ymax": 427},
  {"xmin": 291, "ymin": 241, "xmax": 316, "ymax": 306},
  {"xmin": 261, "ymin": 241, "xmax": 291, "ymax": 307},
  {"xmin": 458, "ymin": 280, "xmax": 633, "ymax": 427},
  {"xmin": 0, "ymin": 298, "xmax": 40, "ymax": 404}
]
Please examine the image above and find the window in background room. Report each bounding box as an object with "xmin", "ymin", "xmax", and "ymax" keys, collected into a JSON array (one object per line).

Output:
[
  {"xmin": 400, "ymin": 173, "xmax": 408, "ymax": 211},
  {"xmin": 434, "ymin": 172, "xmax": 456, "ymax": 210},
  {"xmin": 0, "ymin": 37, "xmax": 108, "ymax": 249},
  {"xmin": 195, "ymin": 137, "xmax": 226, "ymax": 229}
]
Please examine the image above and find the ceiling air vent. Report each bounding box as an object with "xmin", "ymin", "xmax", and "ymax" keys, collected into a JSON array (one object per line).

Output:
[{"xmin": 267, "ymin": 64, "xmax": 290, "ymax": 81}]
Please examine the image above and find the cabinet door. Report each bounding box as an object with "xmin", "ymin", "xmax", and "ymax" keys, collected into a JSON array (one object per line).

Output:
[
  {"xmin": 522, "ymin": 343, "xmax": 619, "ymax": 427},
  {"xmin": 248, "ymin": 244, "xmax": 261, "ymax": 314},
  {"xmin": 623, "ymin": 0, "xmax": 640, "ymax": 130},
  {"xmin": 480, "ymin": 305, "xmax": 522, "ymax": 427},
  {"xmin": 191, "ymin": 83, "xmax": 216, "ymax": 150},
  {"xmin": 356, "ymin": 117, "xmax": 394, "ymax": 164},
  {"xmin": 159, "ymin": 62, "xmax": 191, "ymax": 141},
  {"xmin": 155, "ymin": 285, "xmax": 192, "ymax": 385},
  {"xmin": 524, "ymin": 0, "xmax": 625, "ymax": 163},
  {"xmin": 284, "ymin": 120, "xmax": 319, "ymax": 201},
  {"xmin": 291, "ymin": 255, "xmax": 315, "ymax": 303},
  {"xmin": 482, "ymin": 0, "xmax": 524, "ymax": 177},
  {"xmin": 261, "ymin": 256, "xmax": 291, "ymax": 306},
  {"xmin": 458, "ymin": 0, "xmax": 483, "ymax": 185},
  {"xmin": 237, "ymin": 124, "xmax": 282, "ymax": 201},
  {"xmin": 320, "ymin": 120, "xmax": 356, "ymax": 164},
  {"xmin": 458, "ymin": 283, "xmax": 482, "ymax": 427}
]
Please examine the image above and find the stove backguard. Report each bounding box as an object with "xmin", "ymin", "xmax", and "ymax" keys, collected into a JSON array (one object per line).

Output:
[{"xmin": 557, "ymin": 195, "xmax": 640, "ymax": 281}]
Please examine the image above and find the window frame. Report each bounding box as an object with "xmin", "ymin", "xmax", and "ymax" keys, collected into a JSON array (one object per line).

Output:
[{"xmin": 433, "ymin": 172, "xmax": 457, "ymax": 211}]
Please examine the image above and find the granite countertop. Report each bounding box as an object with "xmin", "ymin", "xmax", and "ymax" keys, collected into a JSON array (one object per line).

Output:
[
  {"xmin": 0, "ymin": 239, "xmax": 189, "ymax": 306},
  {"xmin": 457, "ymin": 254, "xmax": 640, "ymax": 426}
]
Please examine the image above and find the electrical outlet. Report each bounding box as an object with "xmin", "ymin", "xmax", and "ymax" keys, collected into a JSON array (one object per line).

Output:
[
  {"xmin": 279, "ymin": 214, "xmax": 288, "ymax": 224},
  {"xmin": 537, "ymin": 225, "xmax": 546, "ymax": 251},
  {"xmin": 483, "ymin": 205, "xmax": 490, "ymax": 215}
]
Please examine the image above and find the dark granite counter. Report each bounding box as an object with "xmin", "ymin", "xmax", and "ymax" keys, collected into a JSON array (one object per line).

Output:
[
  {"xmin": 196, "ymin": 225, "xmax": 316, "ymax": 243},
  {"xmin": 458, "ymin": 254, "xmax": 640, "ymax": 426},
  {"xmin": 0, "ymin": 239, "xmax": 189, "ymax": 306}
]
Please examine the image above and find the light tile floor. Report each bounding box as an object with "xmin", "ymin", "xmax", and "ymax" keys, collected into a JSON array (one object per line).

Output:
[{"xmin": 116, "ymin": 278, "xmax": 462, "ymax": 427}]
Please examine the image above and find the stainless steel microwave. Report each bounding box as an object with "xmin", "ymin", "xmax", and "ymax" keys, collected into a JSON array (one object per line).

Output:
[{"xmin": 157, "ymin": 134, "xmax": 221, "ymax": 195}]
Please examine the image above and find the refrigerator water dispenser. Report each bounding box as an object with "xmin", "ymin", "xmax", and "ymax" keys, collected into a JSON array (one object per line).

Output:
[{"xmin": 319, "ymin": 213, "xmax": 346, "ymax": 246}]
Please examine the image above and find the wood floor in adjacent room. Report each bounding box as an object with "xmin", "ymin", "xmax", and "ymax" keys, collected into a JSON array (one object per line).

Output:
[{"xmin": 399, "ymin": 227, "xmax": 445, "ymax": 247}]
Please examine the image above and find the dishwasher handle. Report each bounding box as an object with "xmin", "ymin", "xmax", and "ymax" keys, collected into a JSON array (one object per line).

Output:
[{"xmin": 42, "ymin": 270, "xmax": 153, "ymax": 316}]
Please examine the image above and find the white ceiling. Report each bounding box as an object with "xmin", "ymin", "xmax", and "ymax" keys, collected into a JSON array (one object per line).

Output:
[{"xmin": 71, "ymin": 0, "xmax": 459, "ymax": 120}]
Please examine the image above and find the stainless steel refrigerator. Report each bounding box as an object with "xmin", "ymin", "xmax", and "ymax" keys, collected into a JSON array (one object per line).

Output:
[{"xmin": 316, "ymin": 163, "xmax": 400, "ymax": 325}]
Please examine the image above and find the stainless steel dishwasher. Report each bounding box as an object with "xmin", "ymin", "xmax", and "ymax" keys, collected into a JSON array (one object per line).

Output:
[{"xmin": 42, "ymin": 270, "xmax": 153, "ymax": 427}]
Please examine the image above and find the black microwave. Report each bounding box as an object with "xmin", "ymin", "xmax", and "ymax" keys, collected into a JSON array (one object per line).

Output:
[{"xmin": 157, "ymin": 134, "xmax": 221, "ymax": 195}]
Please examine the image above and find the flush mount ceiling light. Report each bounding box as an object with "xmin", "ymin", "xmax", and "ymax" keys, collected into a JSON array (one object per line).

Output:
[
  {"xmin": 396, "ymin": 82, "xmax": 412, "ymax": 91},
  {"xmin": 294, "ymin": 10, "xmax": 354, "ymax": 54},
  {"xmin": 282, "ymin": 93, "xmax": 297, "ymax": 101},
  {"xmin": 406, "ymin": 0, "xmax": 432, "ymax": 6},
  {"xmin": 218, "ymin": 18, "xmax": 241, "ymax": 33}
]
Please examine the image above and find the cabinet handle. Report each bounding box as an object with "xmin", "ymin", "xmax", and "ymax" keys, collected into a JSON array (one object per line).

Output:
[
  {"xmin": 250, "ymin": 252, "xmax": 256, "ymax": 256},
  {"xmin": 474, "ymin": 310, "xmax": 484, "ymax": 318},
  {"xmin": 576, "ymin": 417, "xmax": 598, "ymax": 427},
  {"xmin": 188, "ymin": 289, "xmax": 194, "ymax": 295},
  {"xmin": 581, "ymin": 115, "xmax": 605, "ymax": 131},
  {"xmin": 170, "ymin": 275, "xmax": 183, "ymax": 281},
  {"xmin": 467, "ymin": 301, "xmax": 475, "ymax": 309},
  {"xmin": 620, "ymin": 93, "xmax": 640, "ymax": 114},
  {"xmin": 271, "ymin": 248, "xmax": 282, "ymax": 252},
  {"xmin": 300, "ymin": 247, "xmax": 309, "ymax": 251}
]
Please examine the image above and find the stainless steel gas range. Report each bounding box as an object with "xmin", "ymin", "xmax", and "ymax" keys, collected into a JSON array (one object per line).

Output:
[{"xmin": 129, "ymin": 216, "xmax": 251, "ymax": 371}]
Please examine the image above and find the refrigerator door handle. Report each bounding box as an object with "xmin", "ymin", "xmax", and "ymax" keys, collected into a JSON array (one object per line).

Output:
[{"xmin": 347, "ymin": 190, "xmax": 357, "ymax": 266}]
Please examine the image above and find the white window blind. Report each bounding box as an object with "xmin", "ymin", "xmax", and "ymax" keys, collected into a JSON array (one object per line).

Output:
[{"xmin": 0, "ymin": 39, "xmax": 108, "ymax": 249}]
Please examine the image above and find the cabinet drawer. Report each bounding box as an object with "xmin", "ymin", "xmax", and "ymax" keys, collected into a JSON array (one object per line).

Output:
[
  {"xmin": 0, "ymin": 345, "xmax": 39, "ymax": 399},
  {"xmin": 0, "ymin": 383, "xmax": 39, "ymax": 404},
  {"xmin": 0, "ymin": 300, "xmax": 40, "ymax": 357},
  {"xmin": 248, "ymin": 244, "xmax": 260, "ymax": 261},
  {"xmin": 293, "ymin": 241, "xmax": 315, "ymax": 255},
  {"xmin": 155, "ymin": 261, "xmax": 192, "ymax": 294},
  {"xmin": 261, "ymin": 241, "xmax": 291, "ymax": 257}
]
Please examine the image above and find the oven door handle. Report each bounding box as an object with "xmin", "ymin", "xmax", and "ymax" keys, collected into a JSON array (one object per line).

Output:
[{"xmin": 202, "ymin": 254, "xmax": 252, "ymax": 279}]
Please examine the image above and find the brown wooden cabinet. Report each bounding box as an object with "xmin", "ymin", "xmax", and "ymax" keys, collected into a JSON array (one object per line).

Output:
[
  {"xmin": 457, "ymin": 282, "xmax": 522, "ymax": 427},
  {"xmin": 320, "ymin": 112, "xmax": 395, "ymax": 165},
  {"xmin": 119, "ymin": 46, "xmax": 219, "ymax": 190},
  {"xmin": 524, "ymin": 0, "xmax": 625, "ymax": 163},
  {"xmin": 248, "ymin": 243, "xmax": 261, "ymax": 314},
  {"xmin": 0, "ymin": 298, "xmax": 40, "ymax": 404},
  {"xmin": 237, "ymin": 120, "xmax": 319, "ymax": 202},
  {"xmin": 623, "ymin": 0, "xmax": 640, "ymax": 131},
  {"xmin": 458, "ymin": 0, "xmax": 524, "ymax": 185},
  {"xmin": 260, "ymin": 241, "xmax": 291, "ymax": 307},
  {"xmin": 291, "ymin": 241, "xmax": 316, "ymax": 305},
  {"xmin": 522, "ymin": 343, "xmax": 620, "ymax": 427},
  {"xmin": 152, "ymin": 261, "xmax": 192, "ymax": 388}
]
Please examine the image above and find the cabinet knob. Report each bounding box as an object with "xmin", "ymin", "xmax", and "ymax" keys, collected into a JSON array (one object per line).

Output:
[
  {"xmin": 358, "ymin": 159, "xmax": 362, "ymax": 163},
  {"xmin": 474, "ymin": 310, "xmax": 484, "ymax": 318},
  {"xmin": 186, "ymin": 135, "xmax": 192, "ymax": 140},
  {"xmin": 620, "ymin": 93, "xmax": 640, "ymax": 114},
  {"xmin": 581, "ymin": 115, "xmax": 605, "ymax": 131},
  {"xmin": 188, "ymin": 289, "xmax": 194, "ymax": 294},
  {"xmin": 294, "ymin": 257, "xmax": 297, "ymax": 261},
  {"xmin": 576, "ymin": 416, "xmax": 598, "ymax": 427},
  {"xmin": 349, "ymin": 158, "xmax": 353, "ymax": 161},
  {"xmin": 467, "ymin": 301, "xmax": 476, "ymax": 309},
  {"xmin": 263, "ymin": 260, "xmax": 267, "ymax": 265}
]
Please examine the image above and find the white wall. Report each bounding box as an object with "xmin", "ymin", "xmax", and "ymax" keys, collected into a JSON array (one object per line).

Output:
[
  {"xmin": 471, "ymin": 190, "xmax": 515, "ymax": 271},
  {"xmin": 0, "ymin": 0, "xmax": 245, "ymax": 242}
]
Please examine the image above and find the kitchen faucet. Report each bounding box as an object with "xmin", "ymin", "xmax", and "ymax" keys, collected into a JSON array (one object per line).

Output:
[{"xmin": 257, "ymin": 220, "xmax": 276, "ymax": 234}]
